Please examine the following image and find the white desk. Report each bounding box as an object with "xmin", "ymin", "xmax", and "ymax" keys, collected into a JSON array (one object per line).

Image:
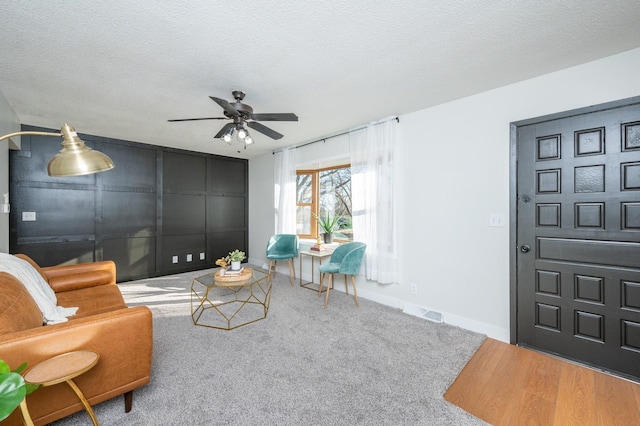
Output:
[{"xmin": 299, "ymin": 250, "xmax": 332, "ymax": 292}]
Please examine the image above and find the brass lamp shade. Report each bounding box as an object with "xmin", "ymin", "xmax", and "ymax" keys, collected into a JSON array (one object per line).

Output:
[
  {"xmin": 0, "ymin": 123, "xmax": 115, "ymax": 177},
  {"xmin": 46, "ymin": 124, "xmax": 115, "ymax": 177}
]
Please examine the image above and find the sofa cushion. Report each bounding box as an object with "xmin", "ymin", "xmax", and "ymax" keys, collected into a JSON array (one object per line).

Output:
[
  {"xmin": 0, "ymin": 272, "xmax": 44, "ymax": 333},
  {"xmin": 48, "ymin": 270, "xmax": 114, "ymax": 292},
  {"xmin": 56, "ymin": 284, "xmax": 126, "ymax": 317}
]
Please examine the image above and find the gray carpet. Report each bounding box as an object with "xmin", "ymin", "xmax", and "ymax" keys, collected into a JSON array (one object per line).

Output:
[{"xmin": 51, "ymin": 266, "xmax": 487, "ymax": 426}]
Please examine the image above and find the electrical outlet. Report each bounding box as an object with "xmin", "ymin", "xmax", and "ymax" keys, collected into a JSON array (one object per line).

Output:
[
  {"xmin": 489, "ymin": 213, "xmax": 506, "ymax": 227},
  {"xmin": 172, "ymin": 256, "xmax": 178, "ymax": 264},
  {"xmin": 410, "ymin": 283, "xmax": 418, "ymax": 295}
]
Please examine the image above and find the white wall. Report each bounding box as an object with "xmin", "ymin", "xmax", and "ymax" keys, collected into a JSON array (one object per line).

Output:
[
  {"xmin": 0, "ymin": 90, "xmax": 20, "ymax": 253},
  {"xmin": 249, "ymin": 47, "xmax": 640, "ymax": 342},
  {"xmin": 248, "ymin": 153, "xmax": 275, "ymax": 266}
]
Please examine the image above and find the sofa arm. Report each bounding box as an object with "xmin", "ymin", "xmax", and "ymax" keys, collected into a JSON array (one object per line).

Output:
[
  {"xmin": 0, "ymin": 305, "xmax": 152, "ymax": 383},
  {"xmin": 42, "ymin": 261, "xmax": 116, "ymax": 292}
]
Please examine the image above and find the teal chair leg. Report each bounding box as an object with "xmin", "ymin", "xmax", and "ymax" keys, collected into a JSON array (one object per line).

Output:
[
  {"xmin": 286, "ymin": 258, "xmax": 295, "ymax": 286},
  {"xmin": 268, "ymin": 260, "xmax": 276, "ymax": 277},
  {"xmin": 318, "ymin": 273, "xmax": 325, "ymax": 296},
  {"xmin": 268, "ymin": 259, "xmax": 296, "ymax": 286},
  {"xmin": 324, "ymin": 274, "xmax": 334, "ymax": 309},
  {"xmin": 321, "ymin": 273, "xmax": 360, "ymax": 308},
  {"xmin": 350, "ymin": 275, "xmax": 360, "ymax": 307}
]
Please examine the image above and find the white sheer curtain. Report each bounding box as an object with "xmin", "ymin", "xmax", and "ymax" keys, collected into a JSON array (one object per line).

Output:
[
  {"xmin": 274, "ymin": 148, "xmax": 298, "ymax": 234},
  {"xmin": 349, "ymin": 117, "xmax": 399, "ymax": 284}
]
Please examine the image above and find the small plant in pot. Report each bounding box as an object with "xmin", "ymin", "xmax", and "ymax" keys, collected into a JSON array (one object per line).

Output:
[
  {"xmin": 313, "ymin": 212, "xmax": 342, "ymax": 244},
  {"xmin": 228, "ymin": 249, "xmax": 246, "ymax": 270}
]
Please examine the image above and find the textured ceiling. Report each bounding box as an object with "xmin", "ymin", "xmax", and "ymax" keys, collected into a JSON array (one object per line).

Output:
[{"xmin": 1, "ymin": 0, "xmax": 640, "ymax": 159}]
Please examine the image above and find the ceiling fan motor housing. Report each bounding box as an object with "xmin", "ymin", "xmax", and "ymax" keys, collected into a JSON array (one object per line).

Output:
[{"xmin": 228, "ymin": 102, "xmax": 254, "ymax": 120}]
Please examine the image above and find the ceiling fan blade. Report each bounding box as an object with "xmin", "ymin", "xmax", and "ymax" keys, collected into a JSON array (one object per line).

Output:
[
  {"xmin": 247, "ymin": 121, "xmax": 284, "ymax": 140},
  {"xmin": 251, "ymin": 113, "xmax": 298, "ymax": 122},
  {"xmin": 168, "ymin": 117, "xmax": 228, "ymax": 122},
  {"xmin": 214, "ymin": 123, "xmax": 235, "ymax": 139},
  {"xmin": 210, "ymin": 96, "xmax": 240, "ymax": 117}
]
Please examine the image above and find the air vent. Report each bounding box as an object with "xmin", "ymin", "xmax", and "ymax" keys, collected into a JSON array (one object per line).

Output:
[
  {"xmin": 420, "ymin": 309, "xmax": 443, "ymax": 323},
  {"xmin": 402, "ymin": 303, "xmax": 444, "ymax": 324}
]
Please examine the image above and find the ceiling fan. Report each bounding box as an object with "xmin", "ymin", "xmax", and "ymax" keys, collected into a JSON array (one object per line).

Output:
[{"xmin": 168, "ymin": 90, "xmax": 298, "ymax": 145}]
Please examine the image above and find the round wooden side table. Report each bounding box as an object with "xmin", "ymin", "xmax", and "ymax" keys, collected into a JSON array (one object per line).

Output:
[{"xmin": 23, "ymin": 350, "xmax": 100, "ymax": 426}]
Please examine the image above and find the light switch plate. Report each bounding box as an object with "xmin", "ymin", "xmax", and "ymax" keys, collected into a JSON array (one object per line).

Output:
[{"xmin": 22, "ymin": 211, "xmax": 36, "ymax": 221}]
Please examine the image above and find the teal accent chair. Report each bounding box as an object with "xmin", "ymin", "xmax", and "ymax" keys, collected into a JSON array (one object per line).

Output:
[
  {"xmin": 266, "ymin": 234, "xmax": 299, "ymax": 286},
  {"xmin": 318, "ymin": 242, "xmax": 366, "ymax": 308}
]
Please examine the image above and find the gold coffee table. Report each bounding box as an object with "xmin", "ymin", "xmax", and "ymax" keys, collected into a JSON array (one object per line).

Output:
[{"xmin": 191, "ymin": 268, "xmax": 272, "ymax": 330}]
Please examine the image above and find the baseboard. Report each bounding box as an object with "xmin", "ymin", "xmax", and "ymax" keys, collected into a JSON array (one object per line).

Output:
[
  {"xmin": 352, "ymin": 286, "xmax": 405, "ymax": 310},
  {"xmin": 353, "ymin": 288, "xmax": 509, "ymax": 342},
  {"xmin": 347, "ymin": 288, "xmax": 508, "ymax": 341},
  {"xmin": 247, "ymin": 259, "xmax": 510, "ymax": 343},
  {"xmin": 248, "ymin": 258, "xmax": 270, "ymax": 271},
  {"xmin": 402, "ymin": 301, "xmax": 509, "ymax": 342}
]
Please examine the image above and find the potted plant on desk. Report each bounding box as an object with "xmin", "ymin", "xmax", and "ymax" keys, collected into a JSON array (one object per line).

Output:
[
  {"xmin": 228, "ymin": 250, "xmax": 246, "ymax": 271},
  {"xmin": 313, "ymin": 212, "xmax": 342, "ymax": 244}
]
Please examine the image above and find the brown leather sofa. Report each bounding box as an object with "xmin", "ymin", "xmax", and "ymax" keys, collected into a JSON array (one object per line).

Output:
[{"xmin": 0, "ymin": 255, "xmax": 153, "ymax": 426}]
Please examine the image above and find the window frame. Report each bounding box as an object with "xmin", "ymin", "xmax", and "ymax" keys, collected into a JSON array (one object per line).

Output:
[
  {"xmin": 295, "ymin": 170, "xmax": 317, "ymax": 240},
  {"xmin": 296, "ymin": 164, "xmax": 351, "ymax": 241}
]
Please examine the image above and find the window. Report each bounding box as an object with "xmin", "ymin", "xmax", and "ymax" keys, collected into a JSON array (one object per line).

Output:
[{"xmin": 296, "ymin": 165, "xmax": 352, "ymax": 241}]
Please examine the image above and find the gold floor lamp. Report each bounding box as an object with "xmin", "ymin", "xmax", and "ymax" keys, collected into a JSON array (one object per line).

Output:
[{"xmin": 0, "ymin": 123, "xmax": 115, "ymax": 177}]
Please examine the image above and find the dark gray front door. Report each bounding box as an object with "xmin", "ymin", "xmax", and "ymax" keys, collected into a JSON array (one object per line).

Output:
[{"xmin": 514, "ymin": 97, "xmax": 640, "ymax": 380}]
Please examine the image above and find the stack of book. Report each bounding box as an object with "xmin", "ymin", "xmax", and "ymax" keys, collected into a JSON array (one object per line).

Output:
[
  {"xmin": 310, "ymin": 245, "xmax": 325, "ymax": 252},
  {"xmin": 224, "ymin": 267, "xmax": 244, "ymax": 276}
]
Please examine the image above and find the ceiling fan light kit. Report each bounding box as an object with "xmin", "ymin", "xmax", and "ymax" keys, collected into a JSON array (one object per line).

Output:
[
  {"xmin": 222, "ymin": 126, "xmax": 234, "ymax": 143},
  {"xmin": 169, "ymin": 90, "xmax": 298, "ymax": 148},
  {"xmin": 236, "ymin": 125, "xmax": 247, "ymax": 140},
  {"xmin": 221, "ymin": 125, "xmax": 254, "ymax": 147}
]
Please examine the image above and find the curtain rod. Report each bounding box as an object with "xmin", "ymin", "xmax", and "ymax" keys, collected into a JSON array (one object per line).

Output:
[{"xmin": 272, "ymin": 116, "xmax": 399, "ymax": 155}]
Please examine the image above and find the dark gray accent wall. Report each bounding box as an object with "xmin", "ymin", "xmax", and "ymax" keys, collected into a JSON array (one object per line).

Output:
[{"xmin": 9, "ymin": 125, "xmax": 248, "ymax": 282}]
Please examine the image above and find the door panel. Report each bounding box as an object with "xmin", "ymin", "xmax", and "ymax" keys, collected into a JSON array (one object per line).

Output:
[{"xmin": 515, "ymin": 99, "xmax": 640, "ymax": 380}]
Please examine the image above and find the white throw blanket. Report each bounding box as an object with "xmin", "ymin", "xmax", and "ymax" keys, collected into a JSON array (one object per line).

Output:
[{"xmin": 0, "ymin": 253, "xmax": 78, "ymax": 324}]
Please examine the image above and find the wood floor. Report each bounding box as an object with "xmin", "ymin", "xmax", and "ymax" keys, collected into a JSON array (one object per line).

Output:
[{"xmin": 444, "ymin": 338, "xmax": 640, "ymax": 425}]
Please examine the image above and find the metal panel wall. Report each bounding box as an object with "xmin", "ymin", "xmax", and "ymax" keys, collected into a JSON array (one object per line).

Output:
[{"xmin": 9, "ymin": 125, "xmax": 248, "ymax": 282}]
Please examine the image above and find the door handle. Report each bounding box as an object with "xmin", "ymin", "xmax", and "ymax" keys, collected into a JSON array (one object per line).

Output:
[{"xmin": 520, "ymin": 245, "xmax": 531, "ymax": 253}]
